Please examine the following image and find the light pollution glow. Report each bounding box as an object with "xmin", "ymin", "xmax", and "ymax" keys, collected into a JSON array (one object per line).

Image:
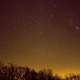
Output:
[{"xmin": 0, "ymin": 0, "xmax": 80, "ymax": 77}]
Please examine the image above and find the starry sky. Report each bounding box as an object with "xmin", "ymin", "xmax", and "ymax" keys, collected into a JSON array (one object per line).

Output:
[{"xmin": 0, "ymin": 0, "xmax": 80, "ymax": 76}]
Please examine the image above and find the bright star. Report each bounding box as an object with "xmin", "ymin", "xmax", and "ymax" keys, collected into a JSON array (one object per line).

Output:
[{"xmin": 75, "ymin": 26, "xmax": 80, "ymax": 30}]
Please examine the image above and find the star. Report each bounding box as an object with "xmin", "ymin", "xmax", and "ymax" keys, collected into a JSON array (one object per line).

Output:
[{"xmin": 75, "ymin": 25, "xmax": 80, "ymax": 30}]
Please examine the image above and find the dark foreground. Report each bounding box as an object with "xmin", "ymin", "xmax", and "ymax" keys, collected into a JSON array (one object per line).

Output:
[{"xmin": 0, "ymin": 63, "xmax": 80, "ymax": 80}]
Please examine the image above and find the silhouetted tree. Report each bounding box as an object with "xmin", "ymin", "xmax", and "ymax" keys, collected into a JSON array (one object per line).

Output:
[{"xmin": 0, "ymin": 61, "xmax": 80, "ymax": 80}]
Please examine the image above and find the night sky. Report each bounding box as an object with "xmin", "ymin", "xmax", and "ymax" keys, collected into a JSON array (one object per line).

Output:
[{"xmin": 0, "ymin": 0, "xmax": 80, "ymax": 76}]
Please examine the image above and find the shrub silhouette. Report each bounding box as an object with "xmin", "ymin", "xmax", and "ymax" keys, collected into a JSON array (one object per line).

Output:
[{"xmin": 0, "ymin": 63, "xmax": 80, "ymax": 80}]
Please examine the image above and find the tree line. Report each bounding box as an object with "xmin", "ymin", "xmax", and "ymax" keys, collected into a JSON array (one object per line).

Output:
[{"xmin": 0, "ymin": 63, "xmax": 80, "ymax": 80}]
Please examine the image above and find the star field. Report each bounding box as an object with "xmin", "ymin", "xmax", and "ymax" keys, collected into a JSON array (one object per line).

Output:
[{"xmin": 0, "ymin": 0, "xmax": 80, "ymax": 76}]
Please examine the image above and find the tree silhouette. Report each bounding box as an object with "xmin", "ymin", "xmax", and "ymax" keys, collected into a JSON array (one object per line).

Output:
[{"xmin": 0, "ymin": 62, "xmax": 79, "ymax": 80}]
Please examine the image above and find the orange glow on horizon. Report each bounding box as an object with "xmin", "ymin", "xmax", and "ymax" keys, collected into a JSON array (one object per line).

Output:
[
  {"xmin": 1, "ymin": 61, "xmax": 80, "ymax": 78},
  {"xmin": 0, "ymin": 1, "xmax": 80, "ymax": 79},
  {"xmin": 23, "ymin": 64, "xmax": 80, "ymax": 78}
]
